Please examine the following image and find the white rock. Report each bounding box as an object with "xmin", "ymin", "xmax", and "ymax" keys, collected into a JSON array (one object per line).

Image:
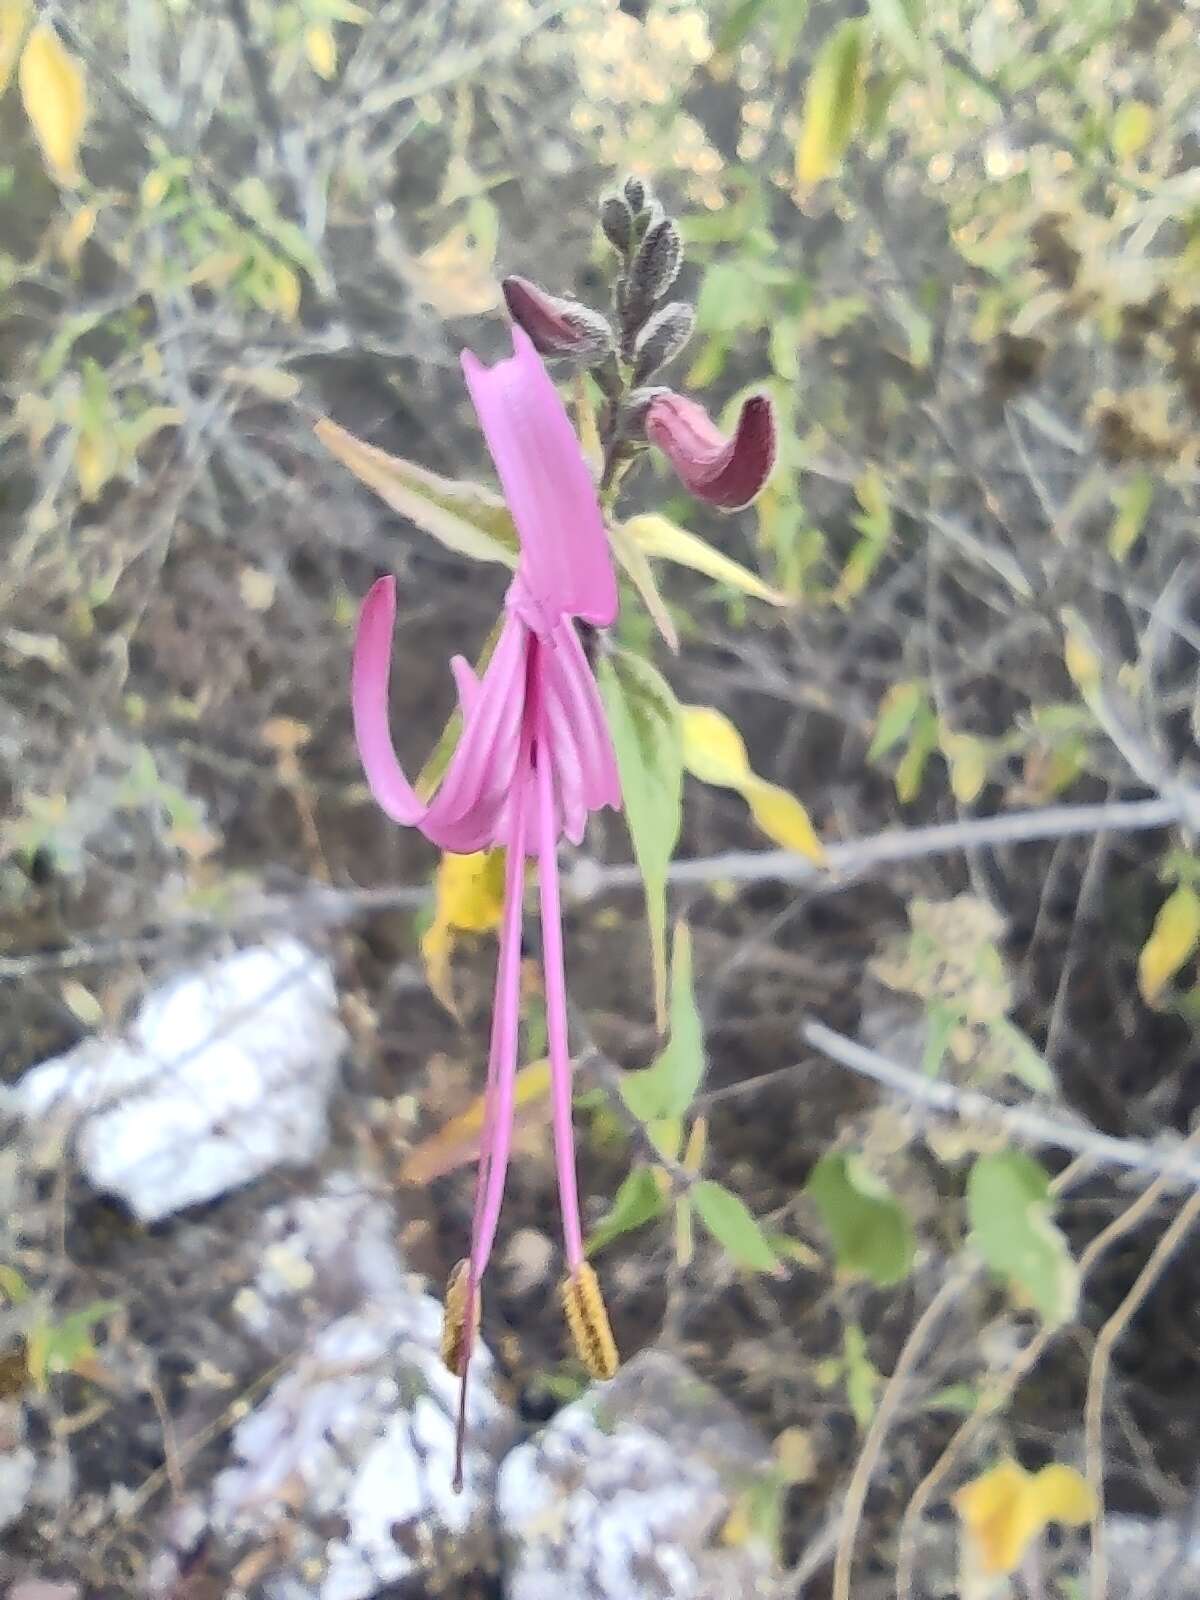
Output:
[
  {"xmin": 0, "ymin": 1442, "xmax": 36, "ymax": 1534},
  {"xmin": 498, "ymin": 1349, "xmax": 783, "ymax": 1600},
  {"xmin": 231, "ymin": 1172, "xmax": 410, "ymax": 1356},
  {"xmin": 208, "ymin": 1295, "xmax": 517, "ymax": 1600},
  {"xmin": 13, "ymin": 940, "xmax": 345, "ymax": 1222}
]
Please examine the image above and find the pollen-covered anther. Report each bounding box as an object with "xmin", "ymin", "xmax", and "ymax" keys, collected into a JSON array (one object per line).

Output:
[
  {"xmin": 441, "ymin": 1258, "xmax": 479, "ymax": 1377},
  {"xmin": 561, "ymin": 1263, "xmax": 619, "ymax": 1380}
]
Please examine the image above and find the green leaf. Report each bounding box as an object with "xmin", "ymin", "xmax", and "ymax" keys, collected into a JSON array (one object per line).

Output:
[
  {"xmin": 1111, "ymin": 100, "xmax": 1153, "ymax": 162},
  {"xmin": 696, "ymin": 261, "xmax": 774, "ymax": 336},
  {"xmin": 843, "ymin": 1322, "xmax": 881, "ymax": 1431},
  {"xmin": 624, "ymin": 514, "xmax": 787, "ymax": 606},
  {"xmin": 795, "ymin": 19, "xmax": 866, "ymax": 188},
  {"xmin": 867, "ymin": 0, "xmax": 922, "ymax": 67},
  {"xmin": 1108, "ymin": 471, "xmax": 1154, "ymax": 562},
  {"xmin": 588, "ymin": 1166, "xmax": 666, "ymax": 1255},
  {"xmin": 621, "ymin": 923, "xmax": 704, "ymax": 1123},
  {"xmin": 922, "ymin": 1000, "xmax": 960, "ymax": 1077},
  {"xmin": 597, "ymin": 649, "xmax": 683, "ymax": 1029},
  {"xmin": 806, "ymin": 1153, "xmax": 915, "ymax": 1286},
  {"xmin": 868, "ymin": 681, "xmax": 925, "ymax": 762},
  {"xmin": 896, "ymin": 703, "xmax": 939, "ymax": 803},
  {"xmin": 693, "ymin": 1180, "xmax": 781, "ymax": 1273},
  {"xmin": 988, "ymin": 1017, "xmax": 1056, "ymax": 1094},
  {"xmin": 967, "ymin": 1152, "xmax": 1078, "ymax": 1324},
  {"xmin": 0, "ymin": 1265, "xmax": 29, "ymax": 1305},
  {"xmin": 315, "ymin": 417, "xmax": 519, "ymax": 568},
  {"xmin": 714, "ymin": 0, "xmax": 779, "ymax": 57}
]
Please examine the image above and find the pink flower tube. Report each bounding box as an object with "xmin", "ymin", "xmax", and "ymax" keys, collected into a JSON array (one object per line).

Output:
[{"xmin": 350, "ymin": 327, "xmax": 622, "ymax": 1486}]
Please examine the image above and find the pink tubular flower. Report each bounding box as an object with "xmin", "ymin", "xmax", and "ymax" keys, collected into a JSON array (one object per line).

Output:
[
  {"xmin": 351, "ymin": 326, "xmax": 621, "ymax": 1487},
  {"xmin": 645, "ymin": 390, "xmax": 776, "ymax": 511}
]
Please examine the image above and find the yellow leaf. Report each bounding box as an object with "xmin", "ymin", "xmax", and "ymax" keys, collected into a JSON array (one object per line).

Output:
[
  {"xmin": 795, "ymin": 19, "xmax": 865, "ymax": 189},
  {"xmin": 624, "ymin": 514, "xmax": 787, "ymax": 606},
  {"xmin": 19, "ymin": 23, "xmax": 88, "ymax": 187},
  {"xmin": 681, "ymin": 703, "xmax": 752, "ymax": 785},
  {"xmin": 1138, "ymin": 885, "xmax": 1200, "ymax": 1004},
  {"xmin": 573, "ymin": 374, "xmax": 602, "ymax": 477},
  {"xmin": 1112, "ymin": 100, "xmax": 1153, "ymax": 162},
  {"xmin": 1061, "ymin": 611, "xmax": 1102, "ymax": 697},
  {"xmin": 943, "ymin": 732, "xmax": 989, "ymax": 805},
  {"xmin": 608, "ymin": 520, "xmax": 680, "ymax": 654},
  {"xmin": 956, "ymin": 1458, "xmax": 1094, "ymax": 1576},
  {"xmin": 408, "ymin": 222, "xmax": 499, "ymax": 318},
  {"xmin": 267, "ymin": 258, "xmax": 301, "ymax": 321},
  {"xmin": 681, "ymin": 705, "xmax": 826, "ymax": 864},
  {"xmin": 57, "ymin": 202, "xmax": 96, "ymax": 266},
  {"xmin": 0, "ymin": 0, "xmax": 30, "ymax": 95},
  {"xmin": 141, "ymin": 169, "xmax": 170, "ymax": 209},
  {"xmin": 75, "ymin": 431, "xmax": 114, "ymax": 500},
  {"xmin": 305, "ymin": 23, "xmax": 337, "ymax": 79},
  {"xmin": 421, "ymin": 849, "xmax": 508, "ymax": 1013},
  {"xmin": 221, "ymin": 365, "xmax": 301, "ymax": 400},
  {"xmin": 744, "ymin": 776, "xmax": 827, "ymax": 863},
  {"xmin": 400, "ymin": 1058, "xmax": 552, "ymax": 1184}
]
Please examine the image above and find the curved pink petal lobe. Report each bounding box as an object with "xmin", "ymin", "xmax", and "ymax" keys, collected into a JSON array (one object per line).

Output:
[
  {"xmin": 351, "ymin": 576, "xmax": 426, "ymax": 827},
  {"xmin": 645, "ymin": 391, "xmax": 776, "ymax": 511},
  {"xmin": 462, "ymin": 327, "xmax": 618, "ymax": 629}
]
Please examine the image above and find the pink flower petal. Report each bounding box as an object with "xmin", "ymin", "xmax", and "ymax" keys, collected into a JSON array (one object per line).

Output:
[
  {"xmin": 351, "ymin": 577, "xmax": 426, "ymax": 827},
  {"xmin": 461, "ymin": 327, "xmax": 618, "ymax": 629},
  {"xmin": 645, "ymin": 391, "xmax": 776, "ymax": 511}
]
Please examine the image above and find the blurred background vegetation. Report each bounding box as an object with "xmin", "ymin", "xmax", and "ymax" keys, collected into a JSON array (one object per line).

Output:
[{"xmin": 3, "ymin": 0, "xmax": 1200, "ymax": 1596}]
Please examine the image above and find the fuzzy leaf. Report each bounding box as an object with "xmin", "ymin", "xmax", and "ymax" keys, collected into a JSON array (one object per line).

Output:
[
  {"xmin": 806, "ymin": 1153, "xmax": 915, "ymax": 1286},
  {"xmin": 598, "ymin": 650, "xmax": 683, "ymax": 1028},
  {"xmin": 967, "ymin": 1152, "xmax": 1078, "ymax": 1324},
  {"xmin": 315, "ymin": 417, "xmax": 519, "ymax": 568},
  {"xmin": 693, "ymin": 1180, "xmax": 781, "ymax": 1273},
  {"xmin": 620, "ymin": 923, "xmax": 704, "ymax": 1123},
  {"xmin": 624, "ymin": 514, "xmax": 787, "ymax": 606},
  {"xmin": 588, "ymin": 1166, "xmax": 666, "ymax": 1254},
  {"xmin": 609, "ymin": 519, "xmax": 680, "ymax": 653}
]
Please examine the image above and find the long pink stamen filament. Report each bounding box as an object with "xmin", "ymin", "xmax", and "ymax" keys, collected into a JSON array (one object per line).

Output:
[
  {"xmin": 536, "ymin": 712, "xmax": 585, "ymax": 1276},
  {"xmin": 453, "ymin": 708, "xmax": 531, "ymax": 1492}
]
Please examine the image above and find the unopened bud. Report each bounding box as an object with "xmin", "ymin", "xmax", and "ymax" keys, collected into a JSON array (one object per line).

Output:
[
  {"xmin": 600, "ymin": 193, "xmax": 634, "ymax": 255},
  {"xmin": 502, "ymin": 276, "xmax": 614, "ymax": 364},
  {"xmin": 623, "ymin": 174, "xmax": 647, "ymax": 215},
  {"xmin": 561, "ymin": 1264, "xmax": 618, "ymax": 1380},
  {"xmin": 645, "ymin": 390, "xmax": 776, "ymax": 511},
  {"xmin": 633, "ymin": 301, "xmax": 695, "ymax": 384},
  {"xmin": 631, "ymin": 214, "xmax": 682, "ymax": 305}
]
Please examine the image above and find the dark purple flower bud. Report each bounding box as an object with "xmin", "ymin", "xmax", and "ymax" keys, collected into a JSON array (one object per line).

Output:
[
  {"xmin": 633, "ymin": 301, "xmax": 695, "ymax": 384},
  {"xmin": 644, "ymin": 391, "xmax": 776, "ymax": 511},
  {"xmin": 600, "ymin": 193, "xmax": 634, "ymax": 255},
  {"xmin": 501, "ymin": 276, "xmax": 614, "ymax": 363},
  {"xmin": 630, "ymin": 213, "xmax": 682, "ymax": 305},
  {"xmin": 623, "ymin": 175, "xmax": 647, "ymax": 215}
]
